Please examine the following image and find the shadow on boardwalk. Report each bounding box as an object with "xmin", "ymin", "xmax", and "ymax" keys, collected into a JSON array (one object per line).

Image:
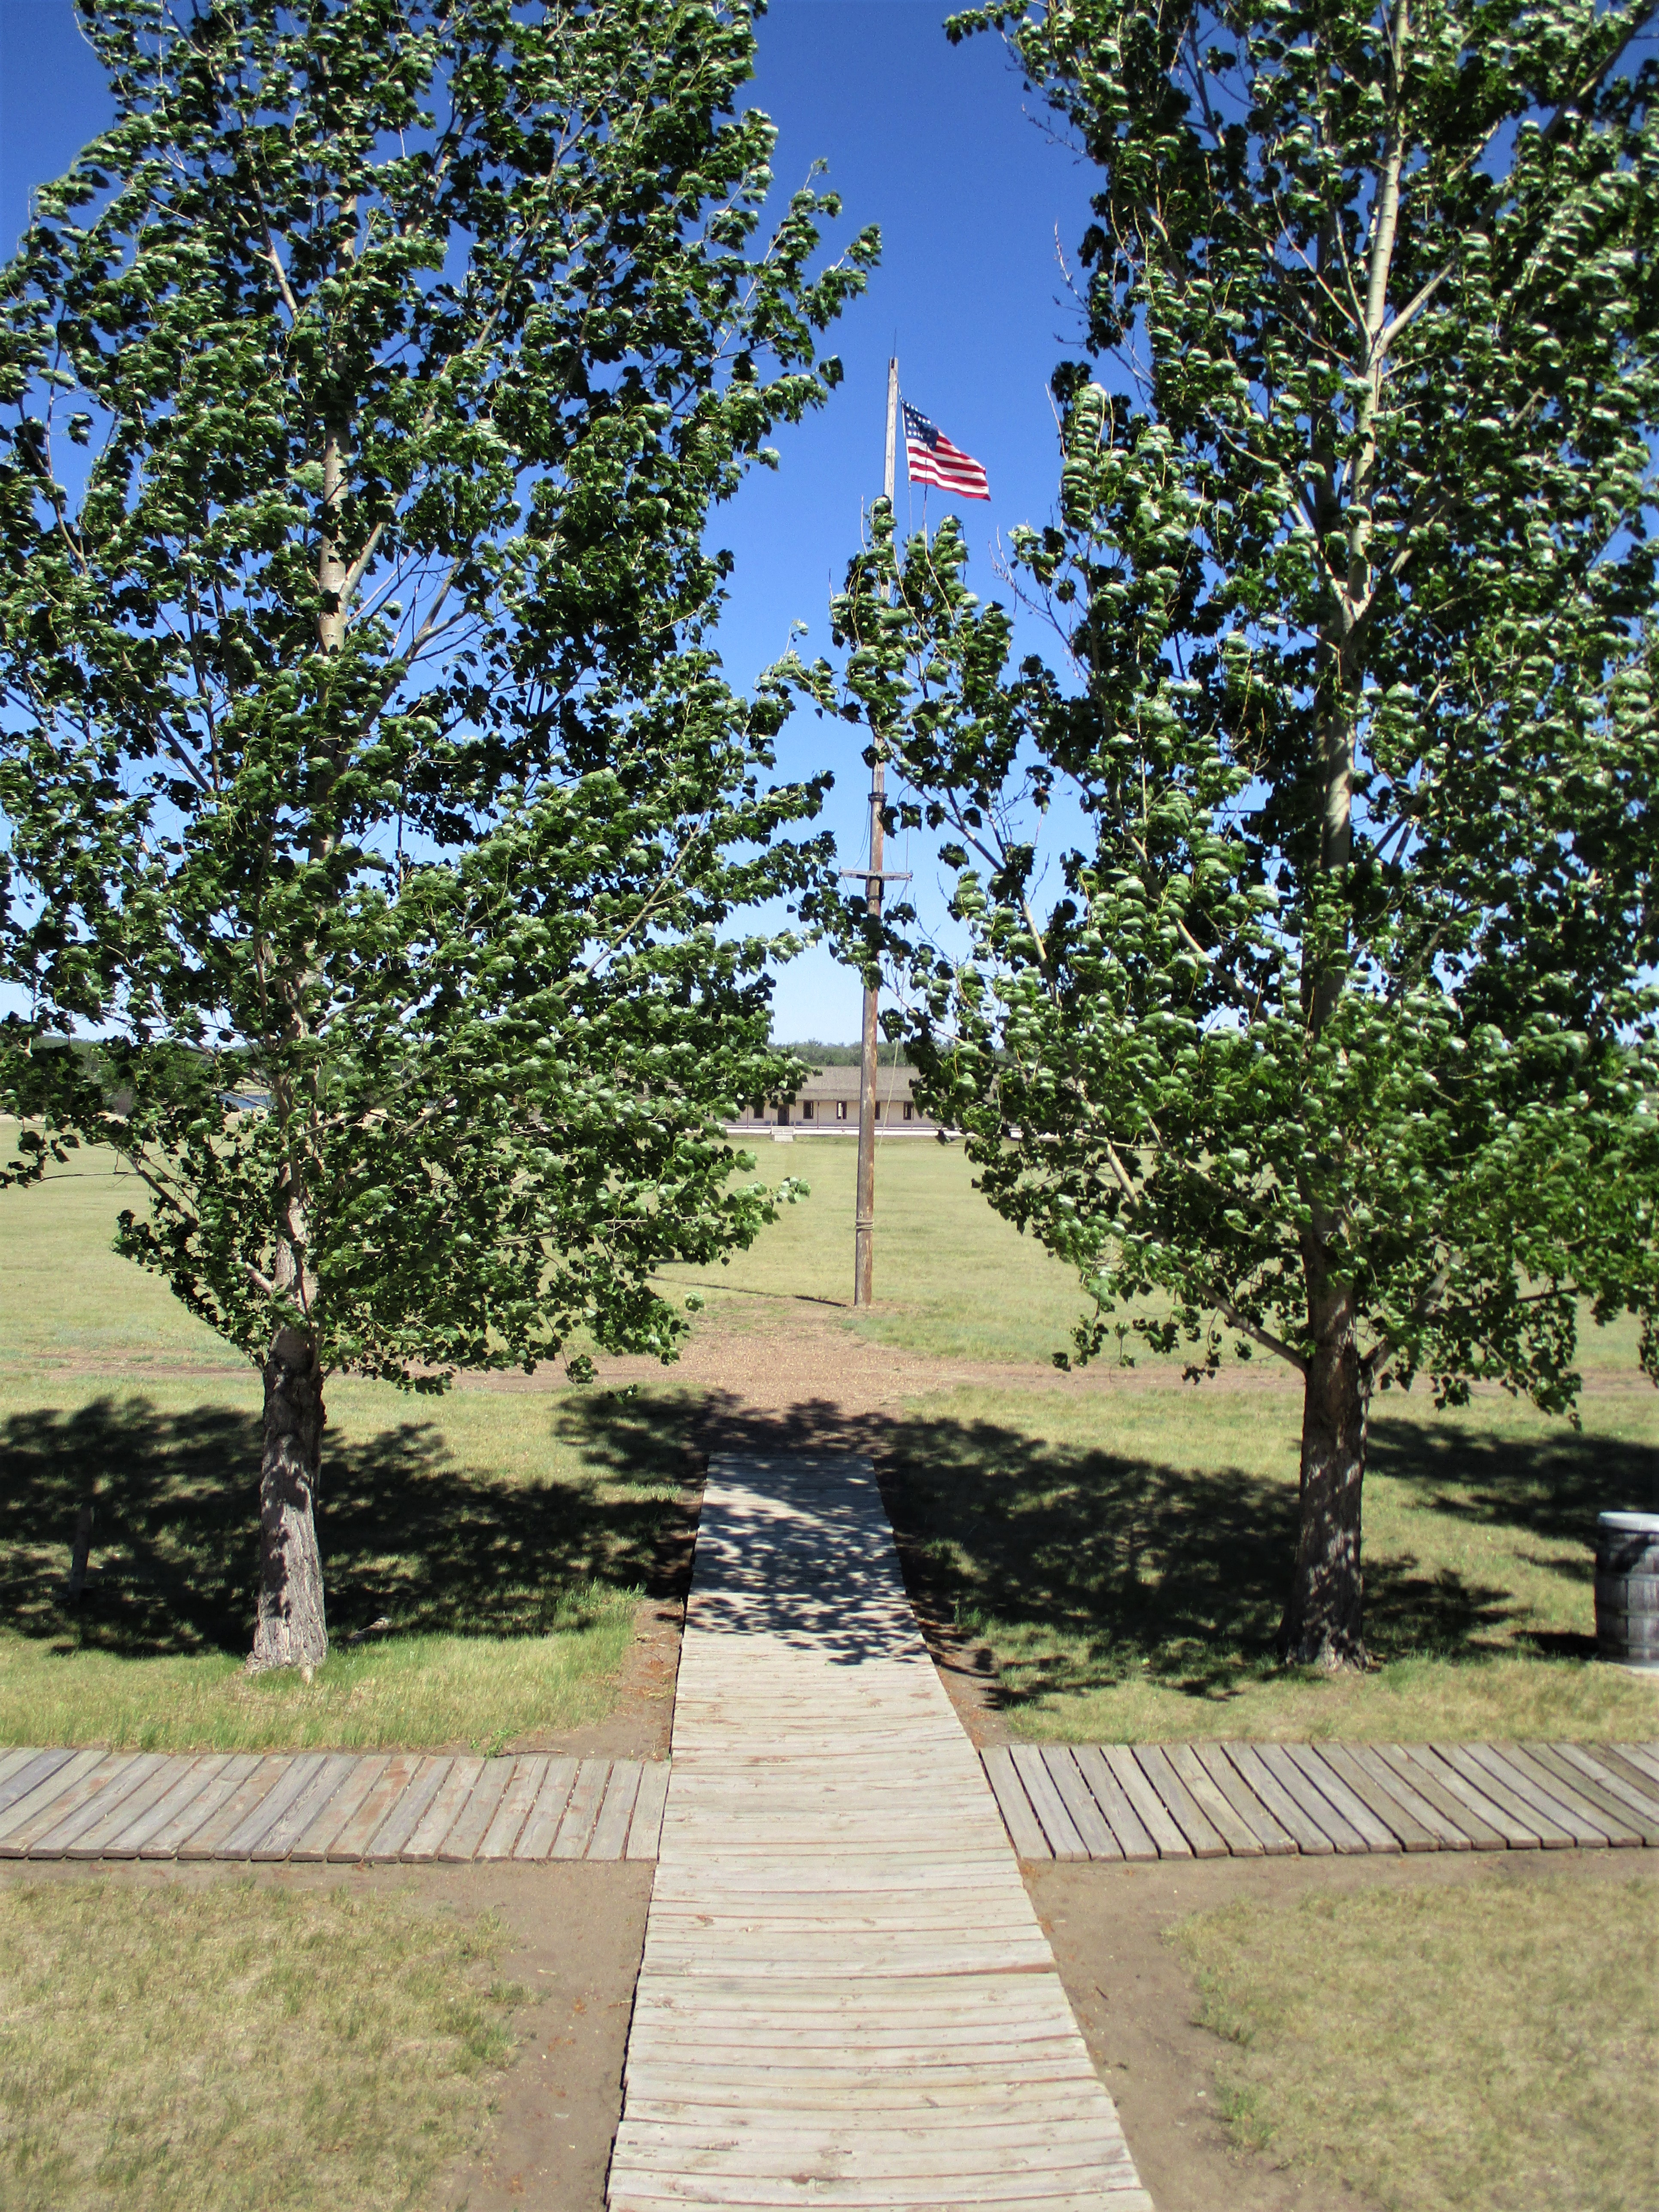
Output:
[
  {"xmin": 0, "ymin": 1395, "xmax": 677, "ymax": 1659},
  {"xmin": 562, "ymin": 1384, "xmax": 1657, "ymax": 1710}
]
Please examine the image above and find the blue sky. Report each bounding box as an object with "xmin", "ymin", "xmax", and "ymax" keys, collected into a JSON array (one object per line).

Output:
[{"xmin": 0, "ymin": 0, "xmax": 1098, "ymax": 1040}]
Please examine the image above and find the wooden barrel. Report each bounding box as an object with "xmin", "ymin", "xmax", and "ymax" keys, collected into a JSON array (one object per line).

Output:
[{"xmin": 1595, "ymin": 1512, "xmax": 1659, "ymax": 1668}]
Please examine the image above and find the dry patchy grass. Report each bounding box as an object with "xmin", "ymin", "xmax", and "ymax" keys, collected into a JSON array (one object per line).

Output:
[
  {"xmin": 1174, "ymin": 1866, "xmax": 1659, "ymax": 2212},
  {"xmin": 0, "ymin": 1876, "xmax": 524, "ymax": 2212}
]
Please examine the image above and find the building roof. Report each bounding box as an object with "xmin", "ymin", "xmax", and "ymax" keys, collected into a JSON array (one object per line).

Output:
[{"xmin": 792, "ymin": 1064, "xmax": 915, "ymax": 1101}]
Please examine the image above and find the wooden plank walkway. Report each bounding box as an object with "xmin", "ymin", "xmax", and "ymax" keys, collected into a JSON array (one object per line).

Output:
[
  {"xmin": 982, "ymin": 1740, "xmax": 1659, "ymax": 1861},
  {"xmin": 0, "ymin": 1750, "xmax": 666, "ymax": 1864},
  {"xmin": 607, "ymin": 1452, "xmax": 1152, "ymax": 2212},
  {"xmin": 2, "ymin": 1733, "xmax": 1652, "ymax": 1872}
]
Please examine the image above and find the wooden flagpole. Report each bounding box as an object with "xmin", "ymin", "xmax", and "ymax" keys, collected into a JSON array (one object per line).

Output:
[{"xmin": 852, "ymin": 359, "xmax": 900, "ymax": 1307}]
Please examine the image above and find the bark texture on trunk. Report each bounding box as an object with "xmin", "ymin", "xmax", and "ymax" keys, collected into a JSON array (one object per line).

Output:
[
  {"xmin": 247, "ymin": 1324, "xmax": 328, "ymax": 1674},
  {"xmin": 1279, "ymin": 1287, "xmax": 1370, "ymax": 1669}
]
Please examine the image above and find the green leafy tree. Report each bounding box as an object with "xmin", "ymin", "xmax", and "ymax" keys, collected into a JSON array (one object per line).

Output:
[
  {"xmin": 797, "ymin": 0, "xmax": 1658, "ymax": 1665},
  {"xmin": 0, "ymin": 0, "xmax": 876, "ymax": 1669}
]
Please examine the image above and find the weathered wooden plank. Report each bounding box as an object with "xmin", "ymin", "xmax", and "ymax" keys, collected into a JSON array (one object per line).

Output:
[
  {"xmin": 104, "ymin": 1755, "xmax": 230, "ymax": 1857},
  {"xmin": 611, "ymin": 1452, "xmax": 1148, "ymax": 2212},
  {"xmin": 590, "ymin": 1761, "xmax": 644, "ymax": 1862},
  {"xmin": 402, "ymin": 1756, "xmax": 484, "ymax": 1860},
  {"xmin": 1097, "ymin": 1743, "xmax": 1191, "ymax": 1858},
  {"xmin": 1181, "ymin": 1744, "xmax": 1289, "ymax": 1855},
  {"xmin": 1167, "ymin": 1744, "xmax": 1263, "ymax": 1856},
  {"xmin": 290, "ymin": 1755, "xmax": 390, "ymax": 1862},
  {"xmin": 477, "ymin": 1756, "xmax": 547, "ymax": 1860},
  {"xmin": 1282, "ymin": 1744, "xmax": 1401, "ymax": 1853},
  {"xmin": 1507, "ymin": 1743, "xmax": 1643, "ymax": 1842},
  {"xmin": 0, "ymin": 1747, "xmax": 102, "ymax": 1847},
  {"xmin": 362, "ymin": 1756, "xmax": 453, "ymax": 1860},
  {"xmin": 1391, "ymin": 1744, "xmax": 1539, "ymax": 1849},
  {"xmin": 553, "ymin": 1758, "xmax": 611, "ymax": 1859},
  {"xmin": 179, "ymin": 1757, "xmax": 294, "ymax": 1860},
  {"xmin": 0, "ymin": 1748, "xmax": 71, "ymax": 1823},
  {"xmin": 1315, "ymin": 1741, "xmax": 1437, "ymax": 1851},
  {"xmin": 65, "ymin": 1755, "xmax": 192, "ymax": 1859},
  {"xmin": 1424, "ymin": 1743, "xmax": 1566, "ymax": 1849},
  {"xmin": 1369, "ymin": 1743, "xmax": 1499, "ymax": 1850},
  {"xmin": 1343, "ymin": 1743, "xmax": 1471, "ymax": 1850},
  {"xmin": 1583, "ymin": 1742, "xmax": 1659, "ymax": 1810},
  {"xmin": 1432, "ymin": 1743, "xmax": 1569, "ymax": 1847},
  {"xmin": 627, "ymin": 2015, "xmax": 1082, "ymax": 2056},
  {"xmin": 514, "ymin": 1757, "xmax": 581, "ymax": 1860},
  {"xmin": 1007, "ymin": 1745, "xmax": 1088, "ymax": 1861},
  {"xmin": 438, "ymin": 1757, "xmax": 515, "ymax": 1862},
  {"xmin": 1470, "ymin": 1743, "xmax": 1610, "ymax": 1847},
  {"xmin": 251, "ymin": 1752, "xmax": 361, "ymax": 1862},
  {"xmin": 630, "ymin": 1979, "xmax": 1069, "ymax": 2020},
  {"xmin": 606, "ymin": 2167, "xmax": 1148, "ymax": 2208},
  {"xmin": 1067, "ymin": 1746, "xmax": 1156, "ymax": 1861},
  {"xmin": 614, "ymin": 2123, "xmax": 1137, "ymax": 2175},
  {"xmin": 627, "ymin": 2001, "xmax": 1094, "ymax": 2033},
  {"xmin": 323, "ymin": 1753, "xmax": 421, "ymax": 1862},
  {"xmin": 145, "ymin": 1755, "xmax": 264, "ymax": 1857},
  {"xmin": 1132, "ymin": 1744, "xmax": 1228, "ymax": 1857},
  {"xmin": 0, "ymin": 1751, "xmax": 130, "ymax": 1856},
  {"xmin": 1251, "ymin": 1742, "xmax": 1367, "ymax": 1851},
  {"xmin": 624, "ymin": 2076, "xmax": 1097, "ymax": 2104},
  {"xmin": 0, "ymin": 1747, "xmax": 34, "ymax": 1794},
  {"xmin": 1035, "ymin": 1747, "xmax": 1122, "ymax": 1860},
  {"xmin": 1213, "ymin": 1743, "xmax": 1325, "ymax": 1855},
  {"xmin": 33, "ymin": 1756, "xmax": 159, "ymax": 1859},
  {"xmin": 1552, "ymin": 1744, "xmax": 1659, "ymax": 1837},
  {"xmin": 1607, "ymin": 1740, "xmax": 1659, "ymax": 1790},
  {"xmin": 979, "ymin": 1748, "xmax": 1051, "ymax": 1861},
  {"xmin": 610, "ymin": 2192, "xmax": 1155, "ymax": 2212},
  {"xmin": 1518, "ymin": 1743, "xmax": 1652, "ymax": 1845},
  {"xmin": 627, "ymin": 1760, "xmax": 671, "ymax": 1862},
  {"xmin": 219, "ymin": 1754, "xmax": 328, "ymax": 1859}
]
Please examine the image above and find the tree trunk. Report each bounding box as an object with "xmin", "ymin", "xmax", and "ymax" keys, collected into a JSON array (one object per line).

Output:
[
  {"xmin": 1279, "ymin": 1289, "xmax": 1370, "ymax": 1669},
  {"xmin": 246, "ymin": 1323, "xmax": 328, "ymax": 1674}
]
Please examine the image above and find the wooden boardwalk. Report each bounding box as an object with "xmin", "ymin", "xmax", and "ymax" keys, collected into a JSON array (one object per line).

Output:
[
  {"xmin": 607, "ymin": 1452, "xmax": 1151, "ymax": 2212},
  {"xmin": 6, "ymin": 1732, "xmax": 1650, "ymax": 1870},
  {"xmin": 981, "ymin": 1738, "xmax": 1659, "ymax": 1861},
  {"xmin": 0, "ymin": 1749, "xmax": 666, "ymax": 1864}
]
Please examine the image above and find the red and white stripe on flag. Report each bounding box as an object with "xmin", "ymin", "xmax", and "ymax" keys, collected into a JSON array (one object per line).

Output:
[{"xmin": 901, "ymin": 401, "xmax": 990, "ymax": 501}]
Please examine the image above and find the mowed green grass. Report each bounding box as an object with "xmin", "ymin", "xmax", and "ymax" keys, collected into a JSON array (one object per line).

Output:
[
  {"xmin": 656, "ymin": 1130, "xmax": 1097, "ymax": 1362},
  {"xmin": 4, "ymin": 1124, "xmax": 1657, "ymax": 1747},
  {"xmin": 0, "ymin": 1876, "xmax": 522, "ymax": 2212},
  {"xmin": 644, "ymin": 1136, "xmax": 1659, "ymax": 1741},
  {"xmin": 0, "ymin": 1139, "xmax": 687, "ymax": 1752},
  {"xmin": 1174, "ymin": 1866, "xmax": 1659, "ymax": 2212}
]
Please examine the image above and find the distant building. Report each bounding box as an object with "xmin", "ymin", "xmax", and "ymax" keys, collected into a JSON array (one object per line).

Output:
[{"xmin": 727, "ymin": 1063, "xmax": 944, "ymax": 1136}]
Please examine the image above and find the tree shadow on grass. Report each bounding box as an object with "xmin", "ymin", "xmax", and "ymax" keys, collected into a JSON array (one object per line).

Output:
[
  {"xmin": 0, "ymin": 1395, "xmax": 684, "ymax": 1661},
  {"xmin": 557, "ymin": 1385, "xmax": 1585, "ymax": 1712},
  {"xmin": 1368, "ymin": 1412, "xmax": 1657, "ymax": 1550},
  {"xmin": 1366, "ymin": 1412, "xmax": 1656, "ymax": 1663}
]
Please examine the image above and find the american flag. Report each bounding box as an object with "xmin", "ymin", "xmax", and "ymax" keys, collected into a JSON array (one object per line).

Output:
[{"xmin": 901, "ymin": 401, "xmax": 990, "ymax": 501}]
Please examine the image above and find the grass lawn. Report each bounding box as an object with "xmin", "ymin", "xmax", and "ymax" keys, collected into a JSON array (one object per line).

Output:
[
  {"xmin": 1173, "ymin": 1865, "xmax": 1659, "ymax": 2212},
  {"xmin": 0, "ymin": 1142, "xmax": 687, "ymax": 1751},
  {"xmin": 4, "ymin": 1124, "xmax": 1657, "ymax": 1747},
  {"xmin": 656, "ymin": 1129, "xmax": 1096, "ymax": 1363},
  {"xmin": 638, "ymin": 1136, "xmax": 1659, "ymax": 1742},
  {"xmin": 0, "ymin": 1875, "xmax": 522, "ymax": 2211}
]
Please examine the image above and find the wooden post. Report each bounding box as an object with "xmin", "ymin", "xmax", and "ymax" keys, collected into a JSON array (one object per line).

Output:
[
  {"xmin": 66, "ymin": 1500, "xmax": 94, "ymax": 1604},
  {"xmin": 854, "ymin": 359, "xmax": 899, "ymax": 1308}
]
